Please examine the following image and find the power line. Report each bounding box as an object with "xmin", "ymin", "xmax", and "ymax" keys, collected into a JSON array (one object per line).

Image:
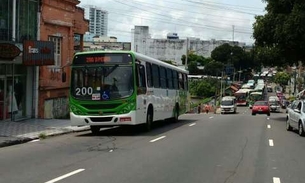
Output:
[
  {"xmin": 106, "ymin": 9, "xmax": 253, "ymax": 32},
  {"xmin": 110, "ymin": 1, "xmax": 253, "ymax": 33}
]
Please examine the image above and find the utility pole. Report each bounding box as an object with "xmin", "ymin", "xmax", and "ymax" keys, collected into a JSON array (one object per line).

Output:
[
  {"xmin": 232, "ymin": 25, "xmax": 235, "ymax": 42},
  {"xmin": 185, "ymin": 37, "xmax": 189, "ymax": 69}
]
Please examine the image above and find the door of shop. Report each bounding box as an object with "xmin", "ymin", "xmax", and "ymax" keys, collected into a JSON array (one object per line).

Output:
[{"xmin": 0, "ymin": 63, "xmax": 27, "ymax": 121}]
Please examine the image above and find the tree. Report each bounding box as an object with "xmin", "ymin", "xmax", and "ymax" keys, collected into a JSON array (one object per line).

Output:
[
  {"xmin": 181, "ymin": 52, "xmax": 209, "ymax": 66},
  {"xmin": 203, "ymin": 61, "xmax": 224, "ymax": 76},
  {"xmin": 187, "ymin": 61, "xmax": 199, "ymax": 75},
  {"xmin": 274, "ymin": 72, "xmax": 290, "ymax": 89},
  {"xmin": 253, "ymin": 0, "xmax": 305, "ymax": 65},
  {"xmin": 189, "ymin": 78, "xmax": 219, "ymax": 97},
  {"xmin": 210, "ymin": 43, "xmax": 232, "ymax": 64},
  {"xmin": 211, "ymin": 43, "xmax": 254, "ymax": 71}
]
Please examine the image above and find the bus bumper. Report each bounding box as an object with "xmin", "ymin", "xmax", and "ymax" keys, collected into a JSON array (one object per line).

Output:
[{"xmin": 70, "ymin": 111, "xmax": 138, "ymax": 126}]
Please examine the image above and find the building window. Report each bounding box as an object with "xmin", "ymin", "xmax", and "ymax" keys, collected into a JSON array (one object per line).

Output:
[{"xmin": 48, "ymin": 36, "xmax": 62, "ymax": 69}]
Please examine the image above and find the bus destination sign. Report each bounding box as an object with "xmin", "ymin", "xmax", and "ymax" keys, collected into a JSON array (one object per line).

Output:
[{"xmin": 73, "ymin": 53, "xmax": 132, "ymax": 65}]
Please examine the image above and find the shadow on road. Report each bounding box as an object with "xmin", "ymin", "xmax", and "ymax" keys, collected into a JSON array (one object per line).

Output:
[
  {"xmin": 271, "ymin": 116, "xmax": 286, "ymax": 122},
  {"xmin": 77, "ymin": 119, "xmax": 197, "ymax": 137}
]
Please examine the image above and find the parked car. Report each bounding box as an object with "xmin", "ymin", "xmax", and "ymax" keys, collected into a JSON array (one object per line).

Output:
[
  {"xmin": 252, "ymin": 101, "xmax": 270, "ymax": 116},
  {"xmin": 286, "ymin": 100, "xmax": 305, "ymax": 136}
]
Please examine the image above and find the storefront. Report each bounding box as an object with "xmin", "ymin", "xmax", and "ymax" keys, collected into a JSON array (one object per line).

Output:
[
  {"xmin": 0, "ymin": 56, "xmax": 34, "ymax": 121},
  {"xmin": 0, "ymin": 0, "xmax": 39, "ymax": 121}
]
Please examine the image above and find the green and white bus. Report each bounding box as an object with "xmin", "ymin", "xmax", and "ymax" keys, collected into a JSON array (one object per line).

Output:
[{"xmin": 68, "ymin": 51, "xmax": 189, "ymax": 134}]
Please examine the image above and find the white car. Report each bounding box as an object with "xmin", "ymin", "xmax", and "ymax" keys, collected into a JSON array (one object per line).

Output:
[{"xmin": 286, "ymin": 100, "xmax": 305, "ymax": 136}]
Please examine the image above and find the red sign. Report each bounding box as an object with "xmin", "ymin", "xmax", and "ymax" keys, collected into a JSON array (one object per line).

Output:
[
  {"xmin": 23, "ymin": 40, "xmax": 55, "ymax": 66},
  {"xmin": 0, "ymin": 43, "xmax": 21, "ymax": 60}
]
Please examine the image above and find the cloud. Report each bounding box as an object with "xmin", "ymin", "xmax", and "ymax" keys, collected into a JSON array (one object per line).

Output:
[{"xmin": 79, "ymin": 0, "xmax": 266, "ymax": 44}]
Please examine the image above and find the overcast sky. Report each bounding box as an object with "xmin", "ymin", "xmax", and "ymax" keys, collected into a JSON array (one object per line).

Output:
[{"xmin": 79, "ymin": 0, "xmax": 266, "ymax": 45}]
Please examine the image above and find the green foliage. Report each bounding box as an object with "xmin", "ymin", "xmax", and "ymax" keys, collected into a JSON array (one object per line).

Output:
[
  {"xmin": 39, "ymin": 133, "xmax": 47, "ymax": 139},
  {"xmin": 203, "ymin": 61, "xmax": 224, "ymax": 76},
  {"xmin": 274, "ymin": 72, "xmax": 290, "ymax": 86},
  {"xmin": 181, "ymin": 52, "xmax": 209, "ymax": 66},
  {"xmin": 188, "ymin": 61, "xmax": 199, "ymax": 74},
  {"xmin": 253, "ymin": 0, "xmax": 305, "ymax": 65},
  {"xmin": 162, "ymin": 60, "xmax": 176, "ymax": 65},
  {"xmin": 189, "ymin": 78, "xmax": 219, "ymax": 97},
  {"xmin": 211, "ymin": 43, "xmax": 257, "ymax": 71}
]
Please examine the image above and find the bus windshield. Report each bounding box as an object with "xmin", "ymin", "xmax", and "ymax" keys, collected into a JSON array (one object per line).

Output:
[{"xmin": 71, "ymin": 65, "xmax": 134, "ymax": 101}]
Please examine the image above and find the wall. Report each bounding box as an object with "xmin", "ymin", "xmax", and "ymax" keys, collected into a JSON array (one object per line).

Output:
[
  {"xmin": 133, "ymin": 26, "xmax": 246, "ymax": 66},
  {"xmin": 38, "ymin": 0, "xmax": 88, "ymax": 118}
]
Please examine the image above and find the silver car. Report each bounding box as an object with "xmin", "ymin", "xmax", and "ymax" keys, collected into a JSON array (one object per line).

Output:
[{"xmin": 286, "ymin": 100, "xmax": 305, "ymax": 136}]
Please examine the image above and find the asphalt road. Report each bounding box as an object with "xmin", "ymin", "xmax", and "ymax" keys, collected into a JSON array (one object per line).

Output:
[{"xmin": 0, "ymin": 107, "xmax": 303, "ymax": 183}]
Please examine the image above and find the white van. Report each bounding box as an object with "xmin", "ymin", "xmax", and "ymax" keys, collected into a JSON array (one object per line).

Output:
[
  {"xmin": 221, "ymin": 96, "xmax": 237, "ymax": 114},
  {"xmin": 269, "ymin": 96, "xmax": 281, "ymax": 112}
]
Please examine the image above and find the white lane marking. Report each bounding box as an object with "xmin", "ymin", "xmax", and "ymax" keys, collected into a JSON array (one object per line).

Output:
[
  {"xmin": 209, "ymin": 116, "xmax": 214, "ymax": 119},
  {"xmin": 269, "ymin": 139, "xmax": 274, "ymax": 147},
  {"xmin": 150, "ymin": 136, "xmax": 166, "ymax": 143},
  {"xmin": 267, "ymin": 117, "xmax": 270, "ymax": 120},
  {"xmin": 29, "ymin": 139, "xmax": 40, "ymax": 143},
  {"xmin": 109, "ymin": 149, "xmax": 113, "ymax": 152},
  {"xmin": 189, "ymin": 123, "xmax": 196, "ymax": 127},
  {"xmin": 273, "ymin": 177, "xmax": 281, "ymax": 183},
  {"xmin": 45, "ymin": 169, "xmax": 85, "ymax": 183},
  {"xmin": 267, "ymin": 125, "xmax": 271, "ymax": 129}
]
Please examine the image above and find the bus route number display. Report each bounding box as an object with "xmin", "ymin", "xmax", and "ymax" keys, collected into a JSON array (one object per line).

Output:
[
  {"xmin": 86, "ymin": 56, "xmax": 111, "ymax": 63},
  {"xmin": 73, "ymin": 53, "xmax": 132, "ymax": 65}
]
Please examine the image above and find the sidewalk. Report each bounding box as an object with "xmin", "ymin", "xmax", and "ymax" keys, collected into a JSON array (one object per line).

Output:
[{"xmin": 0, "ymin": 118, "xmax": 90, "ymax": 148}]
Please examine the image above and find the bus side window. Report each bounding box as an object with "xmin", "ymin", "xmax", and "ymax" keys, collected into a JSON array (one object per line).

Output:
[
  {"xmin": 152, "ymin": 64, "xmax": 160, "ymax": 88},
  {"xmin": 179, "ymin": 73, "xmax": 184, "ymax": 90},
  {"xmin": 146, "ymin": 62, "xmax": 153, "ymax": 87},
  {"xmin": 173, "ymin": 70, "xmax": 178, "ymax": 89},
  {"xmin": 136, "ymin": 63, "xmax": 147, "ymax": 95},
  {"xmin": 160, "ymin": 66, "xmax": 167, "ymax": 89},
  {"xmin": 167, "ymin": 68, "xmax": 173, "ymax": 89},
  {"xmin": 184, "ymin": 74, "xmax": 188, "ymax": 91}
]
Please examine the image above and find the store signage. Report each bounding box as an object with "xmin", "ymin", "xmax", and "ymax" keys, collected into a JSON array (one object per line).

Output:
[
  {"xmin": 0, "ymin": 43, "xmax": 21, "ymax": 60},
  {"xmin": 23, "ymin": 40, "xmax": 55, "ymax": 66}
]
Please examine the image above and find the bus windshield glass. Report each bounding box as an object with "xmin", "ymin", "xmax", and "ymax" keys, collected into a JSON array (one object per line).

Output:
[{"xmin": 71, "ymin": 65, "xmax": 134, "ymax": 101}]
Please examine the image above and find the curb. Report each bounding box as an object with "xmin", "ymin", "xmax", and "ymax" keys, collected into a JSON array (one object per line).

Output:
[{"xmin": 0, "ymin": 126, "xmax": 90, "ymax": 148}]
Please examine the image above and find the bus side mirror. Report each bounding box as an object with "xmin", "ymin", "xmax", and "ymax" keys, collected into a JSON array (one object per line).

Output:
[{"xmin": 62, "ymin": 72, "xmax": 66, "ymax": 83}]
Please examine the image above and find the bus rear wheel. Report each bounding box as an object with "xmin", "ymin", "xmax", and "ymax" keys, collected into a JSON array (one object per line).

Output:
[
  {"xmin": 145, "ymin": 109, "xmax": 153, "ymax": 132},
  {"xmin": 90, "ymin": 126, "xmax": 100, "ymax": 135},
  {"xmin": 172, "ymin": 105, "xmax": 179, "ymax": 123}
]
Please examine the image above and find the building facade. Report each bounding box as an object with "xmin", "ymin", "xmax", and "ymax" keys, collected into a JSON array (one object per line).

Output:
[
  {"xmin": 132, "ymin": 26, "xmax": 246, "ymax": 66},
  {"xmin": 38, "ymin": 0, "xmax": 88, "ymax": 119},
  {"xmin": 82, "ymin": 5, "xmax": 108, "ymax": 36},
  {"xmin": 0, "ymin": 0, "xmax": 39, "ymax": 121}
]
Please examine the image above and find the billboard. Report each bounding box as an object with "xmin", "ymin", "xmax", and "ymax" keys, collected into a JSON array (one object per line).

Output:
[{"xmin": 23, "ymin": 40, "xmax": 55, "ymax": 66}]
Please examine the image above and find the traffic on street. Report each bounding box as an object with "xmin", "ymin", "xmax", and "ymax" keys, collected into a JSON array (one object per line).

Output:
[{"xmin": 0, "ymin": 100, "xmax": 303, "ymax": 183}]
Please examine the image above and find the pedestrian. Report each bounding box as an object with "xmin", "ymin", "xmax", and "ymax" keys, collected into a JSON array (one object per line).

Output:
[
  {"xmin": 197, "ymin": 104, "xmax": 201, "ymax": 114},
  {"xmin": 205, "ymin": 103, "xmax": 210, "ymax": 114}
]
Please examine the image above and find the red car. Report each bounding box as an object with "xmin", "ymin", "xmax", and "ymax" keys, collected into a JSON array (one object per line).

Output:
[{"xmin": 252, "ymin": 101, "xmax": 270, "ymax": 116}]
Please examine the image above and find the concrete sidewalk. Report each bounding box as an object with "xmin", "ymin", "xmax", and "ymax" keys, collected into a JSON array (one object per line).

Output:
[{"xmin": 0, "ymin": 118, "xmax": 90, "ymax": 148}]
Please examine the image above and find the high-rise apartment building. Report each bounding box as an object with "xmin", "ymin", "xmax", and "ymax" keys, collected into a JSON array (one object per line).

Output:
[{"xmin": 82, "ymin": 5, "xmax": 108, "ymax": 36}]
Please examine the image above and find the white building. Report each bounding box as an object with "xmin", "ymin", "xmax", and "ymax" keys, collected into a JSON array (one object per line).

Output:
[
  {"xmin": 132, "ymin": 26, "xmax": 246, "ymax": 66},
  {"xmin": 82, "ymin": 5, "xmax": 108, "ymax": 36}
]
